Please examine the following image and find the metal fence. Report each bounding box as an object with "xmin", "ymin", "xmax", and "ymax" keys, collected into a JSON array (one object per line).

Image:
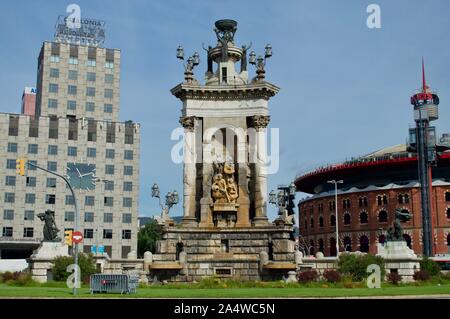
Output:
[{"xmin": 90, "ymin": 274, "xmax": 139, "ymax": 294}]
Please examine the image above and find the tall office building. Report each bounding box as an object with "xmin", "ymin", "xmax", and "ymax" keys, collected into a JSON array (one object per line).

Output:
[{"xmin": 0, "ymin": 16, "xmax": 140, "ymax": 259}]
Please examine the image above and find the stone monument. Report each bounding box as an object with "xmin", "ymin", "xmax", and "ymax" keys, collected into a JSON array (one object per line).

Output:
[
  {"xmin": 377, "ymin": 209, "xmax": 420, "ymax": 282},
  {"xmin": 146, "ymin": 19, "xmax": 296, "ymax": 281},
  {"xmin": 27, "ymin": 210, "xmax": 69, "ymax": 282}
]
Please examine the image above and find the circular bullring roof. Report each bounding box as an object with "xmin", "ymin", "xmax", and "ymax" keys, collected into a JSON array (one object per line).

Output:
[{"xmin": 294, "ymin": 145, "xmax": 450, "ymax": 194}]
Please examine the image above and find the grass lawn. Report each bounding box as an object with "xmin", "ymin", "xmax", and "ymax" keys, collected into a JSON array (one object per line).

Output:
[{"xmin": 0, "ymin": 283, "xmax": 449, "ymax": 298}]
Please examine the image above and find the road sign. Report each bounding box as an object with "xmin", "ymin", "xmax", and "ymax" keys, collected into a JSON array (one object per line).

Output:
[{"xmin": 72, "ymin": 231, "xmax": 83, "ymax": 244}]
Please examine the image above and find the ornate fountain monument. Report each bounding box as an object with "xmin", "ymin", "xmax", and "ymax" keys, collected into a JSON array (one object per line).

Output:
[{"xmin": 147, "ymin": 19, "xmax": 296, "ymax": 281}]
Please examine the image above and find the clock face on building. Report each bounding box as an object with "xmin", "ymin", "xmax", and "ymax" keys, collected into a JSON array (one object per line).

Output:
[{"xmin": 66, "ymin": 162, "xmax": 96, "ymax": 190}]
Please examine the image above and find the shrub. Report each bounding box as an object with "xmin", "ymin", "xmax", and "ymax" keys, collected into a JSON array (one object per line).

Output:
[
  {"xmin": 323, "ymin": 269, "xmax": 341, "ymax": 283},
  {"xmin": 413, "ymin": 270, "xmax": 431, "ymax": 281},
  {"xmin": 297, "ymin": 270, "xmax": 318, "ymax": 283},
  {"xmin": 1, "ymin": 271, "xmax": 20, "ymax": 282},
  {"xmin": 420, "ymin": 257, "xmax": 441, "ymax": 277},
  {"xmin": 387, "ymin": 272, "xmax": 402, "ymax": 285},
  {"xmin": 7, "ymin": 272, "xmax": 33, "ymax": 286},
  {"xmin": 337, "ymin": 253, "xmax": 385, "ymax": 282},
  {"xmin": 53, "ymin": 253, "xmax": 97, "ymax": 283}
]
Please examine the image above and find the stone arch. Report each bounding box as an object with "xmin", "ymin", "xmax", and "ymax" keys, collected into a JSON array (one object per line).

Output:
[
  {"xmin": 343, "ymin": 212, "xmax": 351, "ymax": 225},
  {"xmin": 343, "ymin": 236, "xmax": 352, "ymax": 252},
  {"xmin": 203, "ymin": 124, "xmax": 247, "ymax": 163},
  {"xmin": 376, "ymin": 193, "xmax": 388, "ymax": 206},
  {"xmin": 318, "ymin": 238, "xmax": 325, "ymax": 253},
  {"xmin": 309, "ymin": 239, "xmax": 315, "ymax": 256},
  {"xmin": 359, "ymin": 235, "xmax": 369, "ymax": 253},
  {"xmin": 378, "ymin": 209, "xmax": 388, "ymax": 223},
  {"xmin": 329, "ymin": 237, "xmax": 337, "ymax": 256},
  {"xmin": 318, "ymin": 215, "xmax": 324, "ymax": 228},
  {"xmin": 358, "ymin": 196, "xmax": 368, "ymax": 207},
  {"xmin": 446, "ymin": 207, "xmax": 450, "ymax": 220},
  {"xmin": 359, "ymin": 211, "xmax": 369, "ymax": 224},
  {"xmin": 330, "ymin": 214, "xmax": 336, "ymax": 226}
]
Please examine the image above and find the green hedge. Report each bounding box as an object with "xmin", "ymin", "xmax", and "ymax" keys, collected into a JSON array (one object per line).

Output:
[{"xmin": 337, "ymin": 253, "xmax": 385, "ymax": 282}]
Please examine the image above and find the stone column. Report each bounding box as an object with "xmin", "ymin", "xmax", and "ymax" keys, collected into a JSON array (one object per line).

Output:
[
  {"xmin": 250, "ymin": 115, "xmax": 270, "ymax": 226},
  {"xmin": 180, "ymin": 116, "xmax": 198, "ymax": 226},
  {"xmin": 199, "ymin": 133, "xmax": 214, "ymax": 227}
]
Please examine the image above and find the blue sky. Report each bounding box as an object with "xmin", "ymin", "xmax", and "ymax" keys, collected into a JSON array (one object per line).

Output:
[{"xmin": 1, "ymin": 0, "xmax": 449, "ymax": 220}]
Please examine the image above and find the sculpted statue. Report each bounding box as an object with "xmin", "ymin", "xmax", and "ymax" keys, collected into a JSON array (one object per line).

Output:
[
  {"xmin": 202, "ymin": 44, "xmax": 213, "ymax": 74},
  {"xmin": 212, "ymin": 173, "xmax": 228, "ymax": 203},
  {"xmin": 37, "ymin": 210, "xmax": 60, "ymax": 242},
  {"xmin": 211, "ymin": 161, "xmax": 239, "ymax": 204},
  {"xmin": 240, "ymin": 43, "xmax": 252, "ymax": 72},
  {"xmin": 226, "ymin": 177, "xmax": 238, "ymax": 203},
  {"xmin": 387, "ymin": 209, "xmax": 412, "ymax": 241}
]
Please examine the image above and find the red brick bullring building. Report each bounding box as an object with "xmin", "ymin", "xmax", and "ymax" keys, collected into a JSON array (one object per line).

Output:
[{"xmin": 295, "ymin": 144, "xmax": 450, "ymax": 257}]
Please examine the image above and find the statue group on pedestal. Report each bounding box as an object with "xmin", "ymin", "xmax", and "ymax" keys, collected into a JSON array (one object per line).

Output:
[
  {"xmin": 211, "ymin": 162, "xmax": 239, "ymax": 204},
  {"xmin": 387, "ymin": 208, "xmax": 412, "ymax": 241}
]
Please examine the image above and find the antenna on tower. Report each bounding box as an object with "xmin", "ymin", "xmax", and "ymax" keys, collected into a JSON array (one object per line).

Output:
[{"xmin": 422, "ymin": 57, "xmax": 427, "ymax": 93}]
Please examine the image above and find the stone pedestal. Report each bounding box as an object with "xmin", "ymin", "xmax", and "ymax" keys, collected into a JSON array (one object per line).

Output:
[
  {"xmin": 377, "ymin": 241, "xmax": 420, "ymax": 282},
  {"xmin": 27, "ymin": 242, "xmax": 70, "ymax": 283}
]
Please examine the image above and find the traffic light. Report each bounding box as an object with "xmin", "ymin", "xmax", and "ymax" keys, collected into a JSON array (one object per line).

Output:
[
  {"xmin": 16, "ymin": 159, "xmax": 25, "ymax": 176},
  {"xmin": 64, "ymin": 230, "xmax": 73, "ymax": 246}
]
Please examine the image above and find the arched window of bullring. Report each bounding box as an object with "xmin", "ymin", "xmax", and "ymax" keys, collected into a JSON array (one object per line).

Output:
[
  {"xmin": 318, "ymin": 238, "xmax": 324, "ymax": 253},
  {"xmin": 446, "ymin": 208, "xmax": 450, "ymax": 220},
  {"xmin": 359, "ymin": 211, "xmax": 369, "ymax": 224},
  {"xmin": 329, "ymin": 238, "xmax": 337, "ymax": 256},
  {"xmin": 343, "ymin": 236, "xmax": 352, "ymax": 252},
  {"xmin": 445, "ymin": 191, "xmax": 450, "ymax": 202},
  {"xmin": 378, "ymin": 234, "xmax": 386, "ymax": 244},
  {"xmin": 359, "ymin": 235, "xmax": 369, "ymax": 252},
  {"xmin": 359, "ymin": 196, "xmax": 368, "ymax": 207},
  {"xmin": 309, "ymin": 240, "xmax": 315, "ymax": 256},
  {"xmin": 310, "ymin": 217, "xmax": 314, "ymax": 229},
  {"xmin": 378, "ymin": 210, "xmax": 388, "ymax": 223},
  {"xmin": 447, "ymin": 234, "xmax": 450, "ymax": 247},
  {"xmin": 403, "ymin": 234, "xmax": 412, "ymax": 249},
  {"xmin": 377, "ymin": 194, "xmax": 388, "ymax": 206},
  {"xmin": 398, "ymin": 194, "xmax": 410, "ymax": 204},
  {"xmin": 343, "ymin": 198, "xmax": 351, "ymax": 209},
  {"xmin": 330, "ymin": 214, "xmax": 336, "ymax": 226},
  {"xmin": 319, "ymin": 216, "xmax": 324, "ymax": 228},
  {"xmin": 329, "ymin": 200, "xmax": 335, "ymax": 211},
  {"xmin": 304, "ymin": 219, "xmax": 307, "ymax": 230},
  {"xmin": 318, "ymin": 203, "xmax": 324, "ymax": 212},
  {"xmin": 343, "ymin": 213, "xmax": 351, "ymax": 225}
]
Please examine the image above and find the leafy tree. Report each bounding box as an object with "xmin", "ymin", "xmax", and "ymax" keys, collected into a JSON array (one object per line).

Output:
[
  {"xmin": 138, "ymin": 219, "xmax": 162, "ymax": 258},
  {"xmin": 53, "ymin": 253, "xmax": 97, "ymax": 283}
]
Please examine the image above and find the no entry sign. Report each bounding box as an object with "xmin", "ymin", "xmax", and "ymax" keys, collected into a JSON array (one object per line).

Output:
[{"xmin": 72, "ymin": 231, "xmax": 83, "ymax": 244}]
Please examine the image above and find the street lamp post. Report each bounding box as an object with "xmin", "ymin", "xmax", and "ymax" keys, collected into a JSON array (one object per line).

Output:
[
  {"xmin": 327, "ymin": 180, "xmax": 343, "ymax": 257},
  {"xmin": 268, "ymin": 182, "xmax": 296, "ymax": 224},
  {"xmin": 151, "ymin": 183, "xmax": 179, "ymax": 224}
]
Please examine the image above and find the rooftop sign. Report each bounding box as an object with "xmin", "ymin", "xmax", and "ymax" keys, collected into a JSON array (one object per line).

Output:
[{"xmin": 54, "ymin": 14, "xmax": 105, "ymax": 47}]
